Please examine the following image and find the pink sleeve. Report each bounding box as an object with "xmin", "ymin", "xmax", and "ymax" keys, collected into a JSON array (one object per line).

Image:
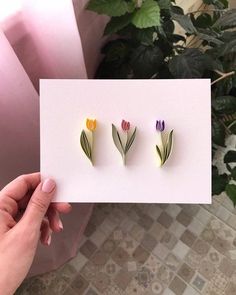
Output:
[{"xmin": 0, "ymin": 0, "xmax": 105, "ymax": 276}]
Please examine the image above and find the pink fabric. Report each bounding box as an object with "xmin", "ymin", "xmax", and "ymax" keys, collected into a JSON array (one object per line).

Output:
[
  {"xmin": 73, "ymin": 0, "xmax": 109, "ymax": 78},
  {"xmin": 0, "ymin": 0, "xmax": 106, "ymax": 277}
]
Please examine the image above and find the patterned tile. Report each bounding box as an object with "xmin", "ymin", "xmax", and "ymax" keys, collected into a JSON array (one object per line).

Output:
[
  {"xmin": 160, "ymin": 230, "xmax": 178, "ymax": 250},
  {"xmin": 180, "ymin": 229, "xmax": 197, "ymax": 247},
  {"xmin": 157, "ymin": 212, "xmax": 174, "ymax": 229},
  {"xmin": 177, "ymin": 263, "xmax": 195, "ymax": 283},
  {"xmin": 156, "ymin": 264, "xmax": 174, "ymax": 286},
  {"xmin": 225, "ymin": 282, "xmax": 236, "ymax": 295},
  {"xmin": 80, "ymin": 240, "xmax": 98, "ymax": 259},
  {"xmin": 132, "ymin": 245, "xmax": 150, "ymax": 265},
  {"xmin": 138, "ymin": 214, "xmax": 154, "ymax": 230},
  {"xmin": 172, "ymin": 241, "xmax": 190, "ymax": 260},
  {"xmin": 71, "ymin": 274, "xmax": 89, "ymax": 294},
  {"xmin": 141, "ymin": 233, "xmax": 158, "ymax": 252},
  {"xmin": 169, "ymin": 220, "xmax": 186, "ymax": 238},
  {"xmin": 114, "ymin": 269, "xmax": 133, "ymax": 290},
  {"xmin": 153, "ymin": 242, "xmax": 170, "ymax": 261},
  {"xmin": 112, "ymin": 247, "xmax": 130, "ymax": 267},
  {"xmin": 176, "ymin": 210, "xmax": 193, "ymax": 227},
  {"xmin": 191, "ymin": 273, "xmax": 207, "ymax": 292},
  {"xmin": 192, "ymin": 239, "xmax": 210, "ymax": 256},
  {"xmin": 165, "ymin": 253, "xmax": 181, "ymax": 271},
  {"xmin": 198, "ymin": 260, "xmax": 216, "ymax": 280},
  {"xmin": 169, "ymin": 276, "xmax": 187, "ymax": 295},
  {"xmin": 219, "ymin": 257, "xmax": 236, "ymax": 277},
  {"xmin": 17, "ymin": 198, "xmax": 236, "ymax": 295}
]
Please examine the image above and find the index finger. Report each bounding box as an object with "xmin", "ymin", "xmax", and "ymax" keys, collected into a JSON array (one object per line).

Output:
[{"xmin": 0, "ymin": 173, "xmax": 41, "ymax": 201}]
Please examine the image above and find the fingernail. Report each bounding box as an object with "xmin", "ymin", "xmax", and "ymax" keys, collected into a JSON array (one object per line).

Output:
[
  {"xmin": 42, "ymin": 178, "xmax": 56, "ymax": 193},
  {"xmin": 58, "ymin": 219, "xmax": 63, "ymax": 230},
  {"xmin": 46, "ymin": 233, "xmax": 52, "ymax": 246}
]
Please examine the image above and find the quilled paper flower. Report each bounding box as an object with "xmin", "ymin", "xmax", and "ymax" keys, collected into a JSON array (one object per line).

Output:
[
  {"xmin": 86, "ymin": 119, "xmax": 97, "ymax": 132},
  {"xmin": 121, "ymin": 120, "xmax": 130, "ymax": 131},
  {"xmin": 155, "ymin": 120, "xmax": 173, "ymax": 167},
  {"xmin": 80, "ymin": 118, "xmax": 97, "ymax": 165},
  {"xmin": 156, "ymin": 120, "xmax": 165, "ymax": 132},
  {"xmin": 112, "ymin": 120, "xmax": 137, "ymax": 165}
]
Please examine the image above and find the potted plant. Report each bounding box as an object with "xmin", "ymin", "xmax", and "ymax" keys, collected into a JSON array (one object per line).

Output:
[{"xmin": 87, "ymin": 0, "xmax": 236, "ymax": 205}]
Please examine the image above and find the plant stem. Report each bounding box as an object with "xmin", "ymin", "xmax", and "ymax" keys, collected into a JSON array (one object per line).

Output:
[
  {"xmin": 122, "ymin": 154, "xmax": 126, "ymax": 166},
  {"xmin": 211, "ymin": 70, "xmax": 235, "ymax": 86},
  {"xmin": 212, "ymin": 111, "xmax": 231, "ymax": 135},
  {"xmin": 187, "ymin": 8, "xmax": 228, "ymax": 15},
  {"xmin": 228, "ymin": 120, "xmax": 236, "ymax": 130}
]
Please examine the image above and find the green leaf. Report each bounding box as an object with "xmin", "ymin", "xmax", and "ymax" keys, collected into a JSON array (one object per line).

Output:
[
  {"xmin": 231, "ymin": 167, "xmax": 236, "ymax": 180},
  {"xmin": 169, "ymin": 48, "xmax": 208, "ymax": 78},
  {"xmin": 203, "ymin": 0, "xmax": 228, "ymax": 9},
  {"xmin": 213, "ymin": 9, "xmax": 236, "ymax": 29},
  {"xmin": 80, "ymin": 130, "xmax": 92, "ymax": 163},
  {"xmin": 212, "ymin": 166, "xmax": 228, "ymax": 195},
  {"xmin": 197, "ymin": 33, "xmax": 224, "ymax": 46},
  {"xmin": 112, "ymin": 124, "xmax": 124, "ymax": 156},
  {"xmin": 130, "ymin": 45, "xmax": 164, "ymax": 78},
  {"xmin": 212, "ymin": 96, "xmax": 236, "ymax": 115},
  {"xmin": 171, "ymin": 13, "xmax": 197, "ymax": 34},
  {"xmin": 87, "ymin": 0, "xmax": 128, "ymax": 17},
  {"xmin": 104, "ymin": 14, "xmax": 133, "ymax": 35},
  {"xmin": 164, "ymin": 130, "xmax": 174, "ymax": 163},
  {"xmin": 170, "ymin": 5, "xmax": 184, "ymax": 15},
  {"xmin": 156, "ymin": 145, "xmax": 163, "ymax": 163},
  {"xmin": 226, "ymin": 184, "xmax": 236, "ymax": 207},
  {"xmin": 157, "ymin": 0, "xmax": 171, "ymax": 10},
  {"xmin": 212, "ymin": 120, "xmax": 225, "ymax": 147},
  {"xmin": 217, "ymin": 39, "xmax": 236, "ymax": 57},
  {"xmin": 224, "ymin": 151, "xmax": 236, "ymax": 163},
  {"xmin": 132, "ymin": 27, "xmax": 156, "ymax": 45},
  {"xmin": 132, "ymin": 0, "xmax": 161, "ymax": 29},
  {"xmin": 193, "ymin": 13, "xmax": 213, "ymax": 28},
  {"xmin": 125, "ymin": 127, "xmax": 137, "ymax": 153}
]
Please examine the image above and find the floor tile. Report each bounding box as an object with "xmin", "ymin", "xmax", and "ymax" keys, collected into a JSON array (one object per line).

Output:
[
  {"xmin": 17, "ymin": 199, "xmax": 236, "ymax": 295},
  {"xmin": 169, "ymin": 276, "xmax": 187, "ymax": 295}
]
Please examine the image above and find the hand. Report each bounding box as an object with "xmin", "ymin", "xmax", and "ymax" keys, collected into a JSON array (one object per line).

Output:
[{"xmin": 0, "ymin": 173, "xmax": 71, "ymax": 295}]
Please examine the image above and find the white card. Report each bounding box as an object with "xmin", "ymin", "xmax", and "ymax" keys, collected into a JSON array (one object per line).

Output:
[{"xmin": 40, "ymin": 79, "xmax": 211, "ymax": 203}]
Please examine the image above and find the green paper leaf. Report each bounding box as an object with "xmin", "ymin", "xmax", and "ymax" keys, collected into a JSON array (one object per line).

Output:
[
  {"xmin": 164, "ymin": 129, "xmax": 174, "ymax": 163},
  {"xmin": 125, "ymin": 127, "xmax": 137, "ymax": 153},
  {"xmin": 112, "ymin": 124, "xmax": 124, "ymax": 157},
  {"xmin": 226, "ymin": 184, "xmax": 236, "ymax": 207},
  {"xmin": 104, "ymin": 14, "xmax": 132, "ymax": 35},
  {"xmin": 87, "ymin": 0, "xmax": 128, "ymax": 17},
  {"xmin": 80, "ymin": 130, "xmax": 92, "ymax": 163},
  {"xmin": 132, "ymin": 0, "xmax": 161, "ymax": 29},
  {"xmin": 156, "ymin": 145, "xmax": 163, "ymax": 164}
]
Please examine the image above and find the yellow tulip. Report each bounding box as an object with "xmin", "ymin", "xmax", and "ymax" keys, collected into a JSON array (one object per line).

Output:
[{"xmin": 86, "ymin": 119, "xmax": 97, "ymax": 131}]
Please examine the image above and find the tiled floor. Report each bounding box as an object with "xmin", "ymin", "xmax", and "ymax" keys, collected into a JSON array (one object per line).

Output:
[{"xmin": 15, "ymin": 194, "xmax": 236, "ymax": 295}]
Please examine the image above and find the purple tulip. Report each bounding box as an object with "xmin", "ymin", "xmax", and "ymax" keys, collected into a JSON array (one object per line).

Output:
[{"xmin": 156, "ymin": 120, "xmax": 165, "ymax": 132}]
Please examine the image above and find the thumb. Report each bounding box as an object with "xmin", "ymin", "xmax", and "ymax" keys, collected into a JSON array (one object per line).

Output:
[{"xmin": 21, "ymin": 178, "xmax": 56, "ymax": 230}]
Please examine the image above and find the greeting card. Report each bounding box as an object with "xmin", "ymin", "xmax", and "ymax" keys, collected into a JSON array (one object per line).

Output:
[{"xmin": 40, "ymin": 79, "xmax": 211, "ymax": 203}]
